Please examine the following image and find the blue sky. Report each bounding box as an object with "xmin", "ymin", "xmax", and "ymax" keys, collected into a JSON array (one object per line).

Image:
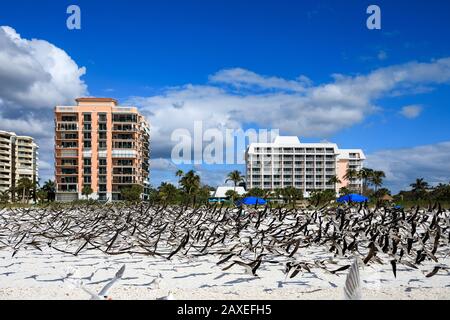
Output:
[{"xmin": 0, "ymin": 0, "xmax": 450, "ymax": 192}]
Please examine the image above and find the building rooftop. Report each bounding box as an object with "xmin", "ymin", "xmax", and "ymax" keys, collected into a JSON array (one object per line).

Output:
[
  {"xmin": 75, "ymin": 97, "xmax": 118, "ymax": 104},
  {"xmin": 273, "ymin": 136, "xmax": 301, "ymax": 145},
  {"xmin": 337, "ymin": 149, "xmax": 366, "ymax": 160},
  {"xmin": 212, "ymin": 186, "xmax": 247, "ymax": 198},
  {"xmin": 247, "ymin": 135, "xmax": 340, "ymax": 152}
]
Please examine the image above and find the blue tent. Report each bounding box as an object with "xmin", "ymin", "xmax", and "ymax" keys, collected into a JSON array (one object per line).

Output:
[
  {"xmin": 337, "ymin": 194, "xmax": 368, "ymax": 203},
  {"xmin": 236, "ymin": 197, "xmax": 267, "ymax": 206}
]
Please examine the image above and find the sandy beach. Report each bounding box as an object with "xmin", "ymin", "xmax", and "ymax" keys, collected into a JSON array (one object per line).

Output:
[
  {"xmin": 0, "ymin": 205, "xmax": 449, "ymax": 300},
  {"xmin": 0, "ymin": 244, "xmax": 449, "ymax": 300}
]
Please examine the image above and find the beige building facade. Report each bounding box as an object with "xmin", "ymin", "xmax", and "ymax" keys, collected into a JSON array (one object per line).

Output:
[{"xmin": 55, "ymin": 98, "xmax": 150, "ymax": 201}]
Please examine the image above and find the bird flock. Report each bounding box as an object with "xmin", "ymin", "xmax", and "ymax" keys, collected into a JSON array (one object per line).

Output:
[{"xmin": 0, "ymin": 202, "xmax": 449, "ymax": 297}]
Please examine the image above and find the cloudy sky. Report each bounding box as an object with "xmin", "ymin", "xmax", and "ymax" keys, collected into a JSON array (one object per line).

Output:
[{"xmin": 0, "ymin": 0, "xmax": 450, "ymax": 193}]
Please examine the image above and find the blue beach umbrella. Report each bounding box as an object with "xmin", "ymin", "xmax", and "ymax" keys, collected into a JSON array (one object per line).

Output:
[
  {"xmin": 235, "ymin": 197, "xmax": 267, "ymax": 206},
  {"xmin": 337, "ymin": 194, "xmax": 369, "ymax": 203}
]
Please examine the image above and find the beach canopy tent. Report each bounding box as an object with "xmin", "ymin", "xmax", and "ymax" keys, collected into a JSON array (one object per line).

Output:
[
  {"xmin": 236, "ymin": 197, "xmax": 267, "ymax": 206},
  {"xmin": 380, "ymin": 194, "xmax": 394, "ymax": 202},
  {"xmin": 337, "ymin": 194, "xmax": 369, "ymax": 203}
]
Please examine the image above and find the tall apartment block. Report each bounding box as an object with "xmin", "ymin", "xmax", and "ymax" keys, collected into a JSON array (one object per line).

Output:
[
  {"xmin": 0, "ymin": 131, "xmax": 39, "ymax": 201},
  {"xmin": 55, "ymin": 98, "xmax": 150, "ymax": 202},
  {"xmin": 245, "ymin": 136, "xmax": 365, "ymax": 197}
]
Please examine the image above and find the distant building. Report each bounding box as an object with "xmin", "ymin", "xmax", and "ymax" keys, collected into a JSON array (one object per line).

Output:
[
  {"xmin": 54, "ymin": 98, "xmax": 150, "ymax": 202},
  {"xmin": 336, "ymin": 149, "xmax": 366, "ymax": 193},
  {"xmin": 209, "ymin": 186, "xmax": 246, "ymax": 203},
  {"xmin": 0, "ymin": 131, "xmax": 39, "ymax": 201},
  {"xmin": 245, "ymin": 136, "xmax": 365, "ymax": 197}
]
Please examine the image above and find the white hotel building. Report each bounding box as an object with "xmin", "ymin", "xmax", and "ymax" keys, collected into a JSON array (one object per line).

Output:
[
  {"xmin": 245, "ymin": 136, "xmax": 365, "ymax": 197},
  {"xmin": 0, "ymin": 131, "xmax": 39, "ymax": 201}
]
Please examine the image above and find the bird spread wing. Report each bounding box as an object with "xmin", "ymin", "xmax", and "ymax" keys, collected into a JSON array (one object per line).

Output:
[
  {"xmin": 99, "ymin": 265, "xmax": 125, "ymax": 297},
  {"xmin": 68, "ymin": 279, "xmax": 102, "ymax": 300},
  {"xmin": 81, "ymin": 285, "xmax": 102, "ymax": 300},
  {"xmin": 344, "ymin": 259, "xmax": 362, "ymax": 300}
]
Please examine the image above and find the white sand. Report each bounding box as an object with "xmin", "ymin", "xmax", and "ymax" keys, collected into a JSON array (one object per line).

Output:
[
  {"xmin": 1, "ymin": 246, "xmax": 449, "ymax": 300},
  {"xmin": 1, "ymin": 206, "xmax": 449, "ymax": 300}
]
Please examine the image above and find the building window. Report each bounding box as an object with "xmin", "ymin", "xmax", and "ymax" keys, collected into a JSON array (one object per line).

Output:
[
  {"xmin": 83, "ymin": 114, "xmax": 91, "ymax": 122},
  {"xmin": 98, "ymin": 113, "xmax": 107, "ymax": 122}
]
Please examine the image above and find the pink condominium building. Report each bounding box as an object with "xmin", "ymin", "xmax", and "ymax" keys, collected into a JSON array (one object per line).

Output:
[
  {"xmin": 55, "ymin": 98, "xmax": 150, "ymax": 202},
  {"xmin": 245, "ymin": 136, "xmax": 365, "ymax": 197}
]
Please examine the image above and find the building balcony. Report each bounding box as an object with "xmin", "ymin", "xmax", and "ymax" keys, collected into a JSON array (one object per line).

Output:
[
  {"xmin": 56, "ymin": 163, "xmax": 78, "ymax": 168},
  {"xmin": 56, "ymin": 150, "xmax": 78, "ymax": 158},
  {"xmin": 57, "ymin": 188, "xmax": 78, "ymax": 193}
]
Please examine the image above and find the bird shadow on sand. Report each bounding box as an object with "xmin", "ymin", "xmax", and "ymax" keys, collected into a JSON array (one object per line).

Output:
[
  {"xmin": 88, "ymin": 278, "xmax": 114, "ymax": 285},
  {"xmin": 126, "ymin": 282, "xmax": 158, "ymax": 287},
  {"xmin": 173, "ymin": 272, "xmax": 210, "ymax": 279},
  {"xmin": 223, "ymin": 277, "xmax": 259, "ymax": 285},
  {"xmin": 199, "ymin": 284, "xmax": 218, "ymax": 289},
  {"xmin": 0, "ymin": 272, "xmax": 15, "ymax": 277},
  {"xmin": 282, "ymin": 280, "xmax": 310, "ymax": 287},
  {"xmin": 214, "ymin": 273, "xmax": 230, "ymax": 280},
  {"xmin": 328, "ymin": 281, "xmax": 338, "ymax": 288}
]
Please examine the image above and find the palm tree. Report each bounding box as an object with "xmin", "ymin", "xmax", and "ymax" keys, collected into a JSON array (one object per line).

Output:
[
  {"xmin": 371, "ymin": 170, "xmax": 386, "ymax": 192},
  {"xmin": 42, "ymin": 180, "xmax": 56, "ymax": 202},
  {"xmin": 273, "ymin": 188, "xmax": 283, "ymax": 201},
  {"xmin": 327, "ymin": 175, "xmax": 342, "ymax": 192},
  {"xmin": 344, "ymin": 168, "xmax": 358, "ymax": 181},
  {"xmin": 410, "ymin": 178, "xmax": 429, "ymax": 192},
  {"xmin": 358, "ymin": 168, "xmax": 374, "ymax": 195},
  {"xmin": 158, "ymin": 182, "xmax": 178, "ymax": 204},
  {"xmin": 36, "ymin": 189, "xmax": 48, "ymax": 204},
  {"xmin": 246, "ymin": 188, "xmax": 265, "ymax": 198},
  {"xmin": 180, "ymin": 170, "xmax": 201, "ymax": 204},
  {"xmin": 175, "ymin": 170, "xmax": 184, "ymax": 188},
  {"xmin": 0, "ymin": 189, "xmax": 10, "ymax": 204},
  {"xmin": 410, "ymin": 178, "xmax": 430, "ymax": 201},
  {"xmin": 339, "ymin": 187, "xmax": 351, "ymax": 196},
  {"xmin": 82, "ymin": 185, "xmax": 93, "ymax": 200},
  {"xmin": 225, "ymin": 189, "xmax": 240, "ymax": 202},
  {"xmin": 283, "ymin": 187, "xmax": 303, "ymax": 206},
  {"xmin": 344, "ymin": 168, "xmax": 359, "ymax": 193},
  {"xmin": 225, "ymin": 171, "xmax": 245, "ymax": 192},
  {"xmin": 16, "ymin": 177, "xmax": 33, "ymax": 203}
]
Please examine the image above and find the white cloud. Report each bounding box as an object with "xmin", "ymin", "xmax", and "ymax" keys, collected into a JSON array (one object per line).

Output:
[
  {"xmin": 2, "ymin": 25, "xmax": 450, "ymax": 190},
  {"xmin": 400, "ymin": 105, "xmax": 423, "ymax": 119},
  {"xmin": 0, "ymin": 26, "xmax": 87, "ymax": 110},
  {"xmin": 0, "ymin": 26, "xmax": 88, "ymax": 183},
  {"xmin": 365, "ymin": 141, "xmax": 450, "ymax": 193},
  {"xmin": 209, "ymin": 68, "xmax": 311, "ymax": 92},
  {"xmin": 151, "ymin": 158, "xmax": 177, "ymax": 171},
  {"xmin": 130, "ymin": 57, "xmax": 450, "ymax": 159}
]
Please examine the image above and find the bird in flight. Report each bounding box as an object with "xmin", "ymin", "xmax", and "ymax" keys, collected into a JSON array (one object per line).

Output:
[
  {"xmin": 74, "ymin": 265, "xmax": 126, "ymax": 300},
  {"xmin": 344, "ymin": 259, "xmax": 362, "ymax": 300}
]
